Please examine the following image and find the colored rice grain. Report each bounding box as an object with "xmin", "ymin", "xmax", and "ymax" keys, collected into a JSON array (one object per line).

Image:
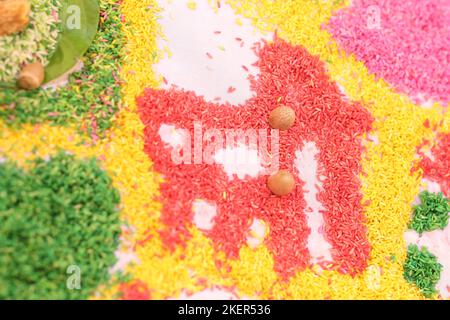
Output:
[
  {"xmin": 0, "ymin": 0, "xmax": 171, "ymax": 300},
  {"xmin": 2, "ymin": 0, "xmax": 443, "ymax": 300},
  {"xmin": 211, "ymin": 0, "xmax": 435, "ymax": 299},
  {"xmin": 137, "ymin": 37, "xmax": 373, "ymax": 277},
  {"xmin": 110, "ymin": 0, "xmax": 450, "ymax": 300},
  {"xmin": 419, "ymin": 133, "xmax": 450, "ymax": 197},
  {"xmin": 119, "ymin": 280, "xmax": 151, "ymax": 300},
  {"xmin": 327, "ymin": 0, "xmax": 450, "ymax": 105},
  {"xmin": 0, "ymin": 152, "xmax": 121, "ymax": 299},
  {"xmin": 404, "ymin": 244, "xmax": 442, "ymax": 298},
  {"xmin": 410, "ymin": 191, "xmax": 450, "ymax": 234}
]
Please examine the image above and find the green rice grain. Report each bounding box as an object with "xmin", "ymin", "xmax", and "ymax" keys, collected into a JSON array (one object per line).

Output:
[
  {"xmin": 410, "ymin": 191, "xmax": 450, "ymax": 234},
  {"xmin": 403, "ymin": 244, "xmax": 443, "ymax": 298},
  {"xmin": 0, "ymin": 152, "xmax": 121, "ymax": 299}
]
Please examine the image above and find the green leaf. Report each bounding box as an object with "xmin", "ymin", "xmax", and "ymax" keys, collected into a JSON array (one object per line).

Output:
[{"xmin": 44, "ymin": 0, "xmax": 100, "ymax": 82}]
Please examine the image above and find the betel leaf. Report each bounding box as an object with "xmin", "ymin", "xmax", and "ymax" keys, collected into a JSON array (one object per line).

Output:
[{"xmin": 44, "ymin": 0, "xmax": 100, "ymax": 82}]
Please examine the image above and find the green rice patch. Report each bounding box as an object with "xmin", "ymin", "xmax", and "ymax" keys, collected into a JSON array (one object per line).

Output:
[
  {"xmin": 410, "ymin": 191, "xmax": 450, "ymax": 234},
  {"xmin": 403, "ymin": 244, "xmax": 443, "ymax": 298},
  {"xmin": 0, "ymin": 152, "xmax": 121, "ymax": 299}
]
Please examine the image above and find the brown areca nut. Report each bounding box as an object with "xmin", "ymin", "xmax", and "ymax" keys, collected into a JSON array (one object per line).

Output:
[
  {"xmin": 0, "ymin": 0, "xmax": 31, "ymax": 36},
  {"xmin": 18, "ymin": 62, "xmax": 45, "ymax": 90},
  {"xmin": 268, "ymin": 105, "xmax": 295, "ymax": 130},
  {"xmin": 267, "ymin": 170, "xmax": 295, "ymax": 196}
]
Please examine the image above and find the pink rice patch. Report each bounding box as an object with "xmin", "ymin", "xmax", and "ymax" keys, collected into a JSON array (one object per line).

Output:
[{"xmin": 327, "ymin": 0, "xmax": 450, "ymax": 105}]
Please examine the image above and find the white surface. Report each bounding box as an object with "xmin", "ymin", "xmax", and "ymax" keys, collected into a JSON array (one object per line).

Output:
[
  {"xmin": 246, "ymin": 218, "xmax": 267, "ymax": 248},
  {"xmin": 43, "ymin": 60, "xmax": 84, "ymax": 89},
  {"xmin": 155, "ymin": 0, "xmax": 269, "ymax": 105},
  {"xmin": 110, "ymin": 251, "xmax": 139, "ymax": 274},
  {"xmin": 214, "ymin": 145, "xmax": 263, "ymax": 180},
  {"xmin": 368, "ymin": 133, "xmax": 379, "ymax": 145},
  {"xmin": 294, "ymin": 142, "xmax": 333, "ymax": 264},
  {"xmin": 159, "ymin": 124, "xmax": 188, "ymax": 150},
  {"xmin": 193, "ymin": 199, "xmax": 217, "ymax": 231},
  {"xmin": 423, "ymin": 179, "xmax": 442, "ymax": 194}
]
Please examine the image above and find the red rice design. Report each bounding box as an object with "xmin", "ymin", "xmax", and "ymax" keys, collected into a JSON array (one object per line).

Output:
[{"xmin": 137, "ymin": 37, "xmax": 373, "ymax": 277}]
